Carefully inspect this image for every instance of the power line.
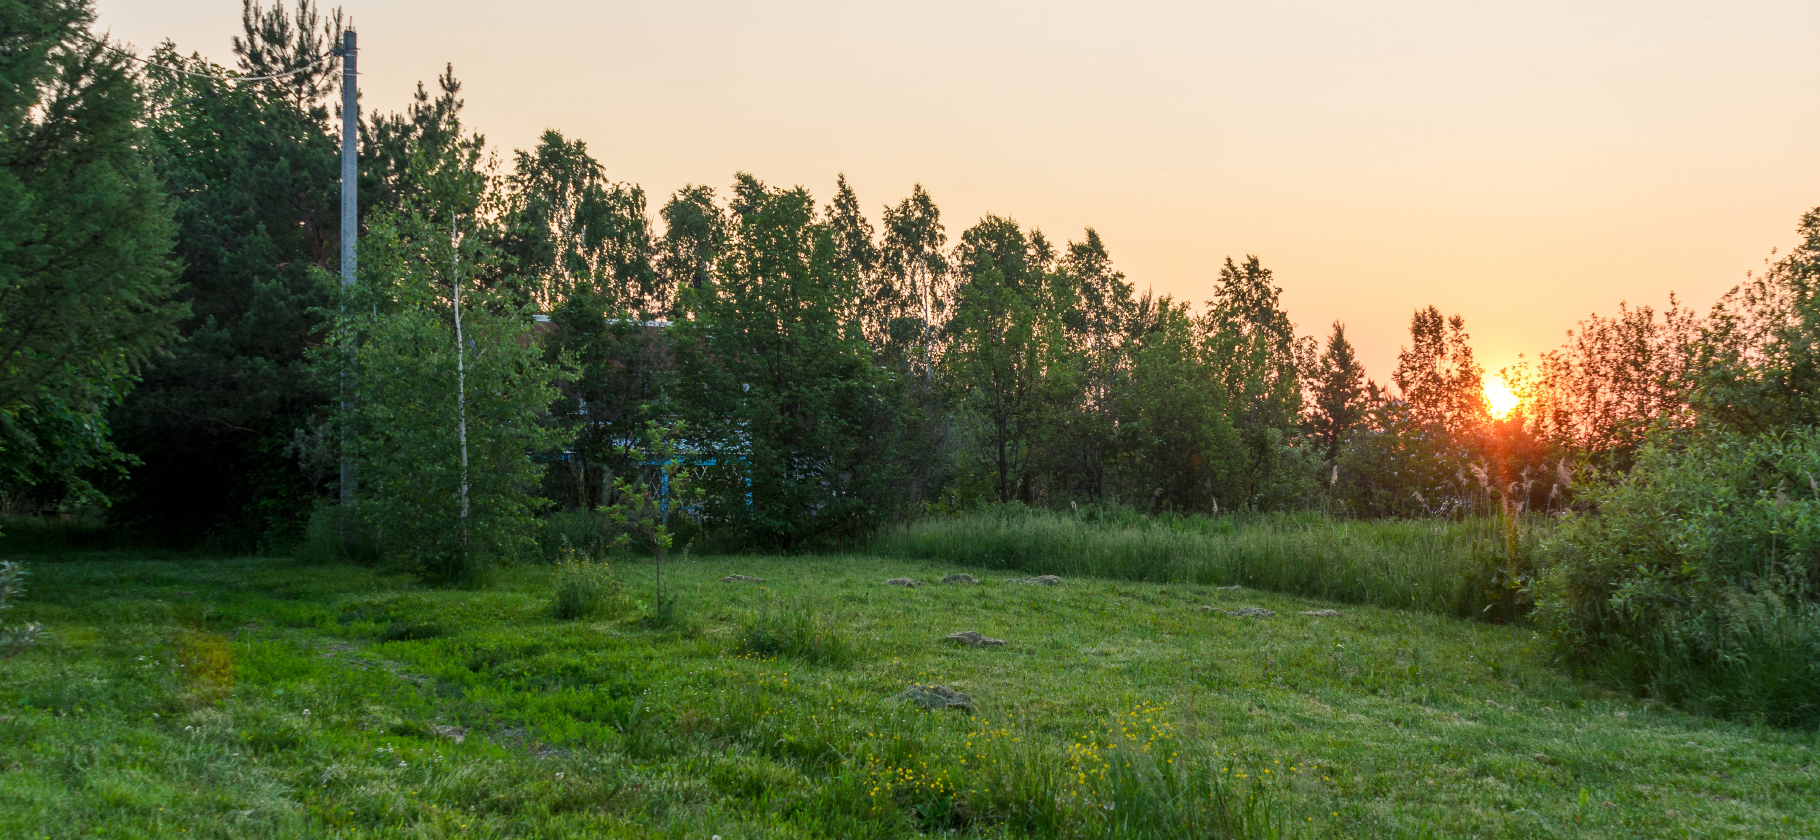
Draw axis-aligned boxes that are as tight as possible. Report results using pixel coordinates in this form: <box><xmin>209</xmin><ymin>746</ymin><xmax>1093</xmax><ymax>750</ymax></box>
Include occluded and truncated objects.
<box><xmin>85</xmin><ymin>36</ymin><xmax>340</xmax><ymax>83</ymax></box>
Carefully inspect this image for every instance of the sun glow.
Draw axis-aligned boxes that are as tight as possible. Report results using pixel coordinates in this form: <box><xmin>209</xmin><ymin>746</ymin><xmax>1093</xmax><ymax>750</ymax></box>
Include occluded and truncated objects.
<box><xmin>1484</xmin><ymin>375</ymin><xmax>1520</xmax><ymax>419</ymax></box>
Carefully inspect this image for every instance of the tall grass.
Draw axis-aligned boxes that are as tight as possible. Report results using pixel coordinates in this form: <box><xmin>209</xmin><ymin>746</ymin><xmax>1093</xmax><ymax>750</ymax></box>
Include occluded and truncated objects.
<box><xmin>0</xmin><ymin>515</ymin><xmax>118</xmax><ymax>554</ymax></box>
<box><xmin>876</xmin><ymin>505</ymin><xmax>1540</xmax><ymax>619</ymax></box>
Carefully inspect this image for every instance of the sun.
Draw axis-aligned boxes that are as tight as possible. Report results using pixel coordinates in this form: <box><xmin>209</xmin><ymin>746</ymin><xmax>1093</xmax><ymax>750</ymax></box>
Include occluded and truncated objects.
<box><xmin>1484</xmin><ymin>375</ymin><xmax>1520</xmax><ymax>419</ymax></box>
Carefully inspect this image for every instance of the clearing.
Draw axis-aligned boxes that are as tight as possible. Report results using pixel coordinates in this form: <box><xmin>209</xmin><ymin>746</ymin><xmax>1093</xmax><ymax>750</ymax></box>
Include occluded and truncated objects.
<box><xmin>1</xmin><ymin>552</ymin><xmax>1815</xmax><ymax>838</ymax></box>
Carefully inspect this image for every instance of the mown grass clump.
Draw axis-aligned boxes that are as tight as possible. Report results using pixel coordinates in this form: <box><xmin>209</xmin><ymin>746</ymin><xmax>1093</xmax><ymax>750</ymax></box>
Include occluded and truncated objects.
<box><xmin>877</xmin><ymin>505</ymin><xmax>1533</xmax><ymax>619</ymax></box>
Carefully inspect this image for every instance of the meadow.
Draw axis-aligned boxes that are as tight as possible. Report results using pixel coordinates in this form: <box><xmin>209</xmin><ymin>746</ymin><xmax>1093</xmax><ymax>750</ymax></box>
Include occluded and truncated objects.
<box><xmin>1</xmin><ymin>543</ymin><xmax>1815</xmax><ymax>838</ymax></box>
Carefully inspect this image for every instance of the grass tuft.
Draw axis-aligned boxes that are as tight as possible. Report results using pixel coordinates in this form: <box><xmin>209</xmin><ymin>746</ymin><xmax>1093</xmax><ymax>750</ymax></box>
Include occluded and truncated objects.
<box><xmin>738</xmin><ymin>598</ymin><xmax>856</xmax><ymax>666</ymax></box>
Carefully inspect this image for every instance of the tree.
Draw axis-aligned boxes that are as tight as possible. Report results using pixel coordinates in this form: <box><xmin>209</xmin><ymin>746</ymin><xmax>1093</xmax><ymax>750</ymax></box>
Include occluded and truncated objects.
<box><xmin>1049</xmin><ymin>228</ymin><xmax>1136</xmax><ymax>502</ymax></box>
<box><xmin>1308</xmin><ymin>321</ymin><xmax>1368</xmax><ymax>461</ymax></box>
<box><xmin>1115</xmin><ymin>298</ymin><xmax>1236</xmax><ymax>512</ymax></box>
<box><xmin>944</xmin><ymin>216</ymin><xmax>1080</xmax><ymax>504</ymax></box>
<box><xmin>672</xmin><ymin>174</ymin><xmax>904</xmax><ymax>546</ymax></box>
<box><xmin>1393</xmin><ymin>306</ymin><xmax>1487</xmax><ymax>440</ymax></box>
<box><xmin>1200</xmin><ymin>257</ymin><xmax>1318</xmax><ymax>509</ymax></box>
<box><xmin>655</xmin><ymin>184</ymin><xmax>726</xmax><ymax>301</ymax></box>
<box><xmin>499</xmin><ymin>130</ymin><xmax>666</xmax><ymax>509</ymax></box>
<box><xmin>1336</xmin><ymin>307</ymin><xmax>1490</xmax><ymax>517</ymax></box>
<box><xmin>1504</xmin><ymin>299</ymin><xmax>1700</xmax><ymax>472</ymax></box>
<box><xmin>504</xmin><ymin>129</ymin><xmax>659</xmax><ymax>314</ymax></box>
<box><xmin>360</xmin><ymin>63</ymin><xmax>484</xmax><ymax>222</ymax></box>
<box><xmin>874</xmin><ymin>184</ymin><xmax>950</xmax><ymax>374</ymax></box>
<box><xmin>0</xmin><ymin>0</ymin><xmax>183</xmax><ymax>507</ymax></box>
<box><xmin>329</xmin><ymin>154</ymin><xmax>570</xmax><ymax>581</ymax></box>
<box><xmin>1693</xmin><ymin>207</ymin><xmax>1820</xmax><ymax>434</ymax></box>
<box><xmin>825</xmin><ymin>174</ymin><xmax>879</xmax><ymax>313</ymax></box>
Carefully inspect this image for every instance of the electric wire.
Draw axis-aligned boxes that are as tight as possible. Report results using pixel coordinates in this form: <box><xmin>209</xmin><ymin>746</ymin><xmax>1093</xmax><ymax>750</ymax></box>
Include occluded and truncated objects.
<box><xmin>83</xmin><ymin>35</ymin><xmax>342</xmax><ymax>83</ymax></box>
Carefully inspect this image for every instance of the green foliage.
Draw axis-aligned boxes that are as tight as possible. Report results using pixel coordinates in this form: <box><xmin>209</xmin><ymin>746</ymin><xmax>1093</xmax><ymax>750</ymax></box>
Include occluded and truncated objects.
<box><xmin>738</xmin><ymin>598</ymin><xmax>855</xmax><ymax>666</ymax></box>
<box><xmin>1115</xmin><ymin>299</ymin><xmax>1237</xmax><ymax>512</ymax></box>
<box><xmin>1334</xmin><ymin>307</ymin><xmax>1501</xmax><ymax>518</ymax></box>
<box><xmin>1199</xmin><ymin>257</ymin><xmax>1322</xmax><ymax>509</ymax></box>
<box><xmin>0</xmin><ymin>514</ymin><xmax>115</xmax><ymax>553</ymax></box>
<box><xmin>328</xmin><ymin>153</ymin><xmax>571</xmax><ymax>582</ymax></box>
<box><xmin>103</xmin><ymin>3</ymin><xmax>344</xmax><ymax>550</ymax></box>
<box><xmin>0</xmin><ymin>0</ymin><xmax>183</xmax><ymax>506</ymax></box>
<box><xmin>1535</xmin><ymin>429</ymin><xmax>1820</xmax><ymax>727</ymax></box>
<box><xmin>945</xmin><ymin>216</ymin><xmax>1081</xmax><ymax>504</ymax></box>
<box><xmin>550</xmin><ymin>547</ymin><xmax>623</xmax><ymax>620</ymax></box>
<box><xmin>1309</xmin><ymin>321</ymin><xmax>1370</xmax><ymax>461</ymax></box>
<box><xmin>595</xmin><ymin>418</ymin><xmax>702</xmax><ymax>624</ymax></box>
<box><xmin>1694</xmin><ymin>206</ymin><xmax>1820</xmax><ymax>433</ymax></box>
<box><xmin>673</xmin><ymin>175</ymin><xmax>908</xmax><ymax>546</ymax></box>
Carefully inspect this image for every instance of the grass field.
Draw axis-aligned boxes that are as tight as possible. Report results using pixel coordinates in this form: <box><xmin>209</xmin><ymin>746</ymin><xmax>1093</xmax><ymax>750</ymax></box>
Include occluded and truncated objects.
<box><xmin>1</xmin><ymin>550</ymin><xmax>1816</xmax><ymax>838</ymax></box>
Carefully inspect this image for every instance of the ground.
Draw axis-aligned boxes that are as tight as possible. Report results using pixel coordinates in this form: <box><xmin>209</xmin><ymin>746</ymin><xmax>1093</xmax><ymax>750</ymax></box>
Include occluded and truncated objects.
<box><xmin>1</xmin><ymin>552</ymin><xmax>1815</xmax><ymax>838</ymax></box>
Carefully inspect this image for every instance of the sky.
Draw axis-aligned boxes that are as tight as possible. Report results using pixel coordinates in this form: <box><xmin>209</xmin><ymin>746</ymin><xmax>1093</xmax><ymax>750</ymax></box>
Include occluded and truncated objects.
<box><xmin>95</xmin><ymin>1</ymin><xmax>1820</xmax><ymax>383</ymax></box>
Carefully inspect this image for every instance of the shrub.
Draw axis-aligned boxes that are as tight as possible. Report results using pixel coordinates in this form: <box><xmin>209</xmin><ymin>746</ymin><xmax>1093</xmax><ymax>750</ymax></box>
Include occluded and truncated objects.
<box><xmin>738</xmin><ymin>600</ymin><xmax>855</xmax><ymax>666</ymax></box>
<box><xmin>1535</xmin><ymin>429</ymin><xmax>1820</xmax><ymax>727</ymax></box>
<box><xmin>551</xmin><ymin>548</ymin><xmax>624</xmax><ymax>620</ymax></box>
<box><xmin>378</xmin><ymin>621</ymin><xmax>445</xmax><ymax>642</ymax></box>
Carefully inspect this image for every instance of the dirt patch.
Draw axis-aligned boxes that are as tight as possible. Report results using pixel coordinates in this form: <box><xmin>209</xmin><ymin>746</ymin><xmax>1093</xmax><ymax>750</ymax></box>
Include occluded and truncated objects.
<box><xmin>1013</xmin><ymin>575</ymin><xmax>1063</xmax><ymax>586</ymax></box>
<box><xmin>1299</xmin><ymin>609</ymin><xmax>1343</xmax><ymax>617</ymax></box>
<box><xmin>720</xmin><ymin>575</ymin><xmax>765</xmax><ymax>583</ymax></box>
<box><xmin>941</xmin><ymin>574</ymin><xmax>979</xmax><ymax>585</ymax></box>
<box><xmin>886</xmin><ymin>577</ymin><xmax>922</xmax><ymax>587</ymax></box>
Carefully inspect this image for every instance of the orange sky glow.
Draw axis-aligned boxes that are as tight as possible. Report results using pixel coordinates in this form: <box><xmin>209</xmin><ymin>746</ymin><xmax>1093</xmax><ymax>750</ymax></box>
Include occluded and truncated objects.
<box><xmin>98</xmin><ymin>1</ymin><xmax>1820</xmax><ymax>384</ymax></box>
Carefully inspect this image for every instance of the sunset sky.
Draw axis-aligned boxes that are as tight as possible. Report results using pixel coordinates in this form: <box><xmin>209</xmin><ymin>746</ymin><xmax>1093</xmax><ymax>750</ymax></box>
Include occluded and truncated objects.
<box><xmin>96</xmin><ymin>1</ymin><xmax>1820</xmax><ymax>382</ymax></box>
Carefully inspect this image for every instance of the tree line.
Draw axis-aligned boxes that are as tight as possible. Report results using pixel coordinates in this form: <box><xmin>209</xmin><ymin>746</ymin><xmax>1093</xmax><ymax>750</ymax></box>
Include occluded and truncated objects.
<box><xmin>4</xmin><ymin>0</ymin><xmax>1817</xmax><ymax>569</ymax></box>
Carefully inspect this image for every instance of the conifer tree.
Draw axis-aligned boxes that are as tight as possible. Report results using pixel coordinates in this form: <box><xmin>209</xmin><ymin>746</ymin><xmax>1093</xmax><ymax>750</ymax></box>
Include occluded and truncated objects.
<box><xmin>0</xmin><ymin>0</ymin><xmax>183</xmax><ymax>505</ymax></box>
<box><xmin>1309</xmin><ymin>321</ymin><xmax>1369</xmax><ymax>460</ymax></box>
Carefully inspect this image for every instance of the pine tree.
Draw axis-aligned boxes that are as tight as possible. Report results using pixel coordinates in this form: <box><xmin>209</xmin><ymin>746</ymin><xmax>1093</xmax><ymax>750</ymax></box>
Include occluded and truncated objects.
<box><xmin>1309</xmin><ymin>321</ymin><xmax>1368</xmax><ymax>460</ymax></box>
<box><xmin>0</xmin><ymin>0</ymin><xmax>183</xmax><ymax>505</ymax></box>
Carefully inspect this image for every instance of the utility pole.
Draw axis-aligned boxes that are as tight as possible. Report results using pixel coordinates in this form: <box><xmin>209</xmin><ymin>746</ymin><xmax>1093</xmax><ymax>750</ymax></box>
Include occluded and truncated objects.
<box><xmin>338</xmin><ymin>29</ymin><xmax>359</xmax><ymax>540</ymax></box>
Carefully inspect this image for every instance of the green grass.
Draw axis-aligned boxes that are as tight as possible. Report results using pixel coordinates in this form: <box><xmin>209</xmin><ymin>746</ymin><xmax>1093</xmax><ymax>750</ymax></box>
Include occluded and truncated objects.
<box><xmin>1</xmin><ymin>550</ymin><xmax>1816</xmax><ymax>838</ymax></box>
<box><xmin>875</xmin><ymin>508</ymin><xmax>1536</xmax><ymax>619</ymax></box>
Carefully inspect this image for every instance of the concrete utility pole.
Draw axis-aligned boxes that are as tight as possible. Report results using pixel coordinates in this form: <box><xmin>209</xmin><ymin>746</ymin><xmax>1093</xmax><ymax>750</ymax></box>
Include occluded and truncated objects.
<box><xmin>339</xmin><ymin>29</ymin><xmax>359</xmax><ymax>525</ymax></box>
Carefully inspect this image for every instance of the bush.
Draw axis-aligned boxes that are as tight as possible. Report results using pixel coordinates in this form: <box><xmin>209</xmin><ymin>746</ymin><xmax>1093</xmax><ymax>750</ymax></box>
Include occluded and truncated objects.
<box><xmin>551</xmin><ymin>550</ymin><xmax>624</xmax><ymax>620</ymax></box>
<box><xmin>739</xmin><ymin>599</ymin><xmax>855</xmax><ymax>666</ymax></box>
<box><xmin>1535</xmin><ymin>429</ymin><xmax>1820</xmax><ymax>727</ymax></box>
